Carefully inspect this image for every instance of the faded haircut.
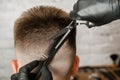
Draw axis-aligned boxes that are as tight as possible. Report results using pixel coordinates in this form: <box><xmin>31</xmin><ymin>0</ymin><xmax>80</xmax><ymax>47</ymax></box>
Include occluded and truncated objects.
<box><xmin>14</xmin><ymin>6</ymin><xmax>76</xmax><ymax>64</ymax></box>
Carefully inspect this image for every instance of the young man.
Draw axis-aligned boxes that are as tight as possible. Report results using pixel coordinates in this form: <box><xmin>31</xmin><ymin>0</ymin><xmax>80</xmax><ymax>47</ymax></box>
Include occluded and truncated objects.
<box><xmin>11</xmin><ymin>6</ymin><xmax>79</xmax><ymax>80</ymax></box>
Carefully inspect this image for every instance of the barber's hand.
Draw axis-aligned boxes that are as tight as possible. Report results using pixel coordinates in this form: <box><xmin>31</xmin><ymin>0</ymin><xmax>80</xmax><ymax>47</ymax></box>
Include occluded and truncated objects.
<box><xmin>70</xmin><ymin>0</ymin><xmax>120</xmax><ymax>26</ymax></box>
<box><xmin>11</xmin><ymin>60</ymin><xmax>42</xmax><ymax>80</ymax></box>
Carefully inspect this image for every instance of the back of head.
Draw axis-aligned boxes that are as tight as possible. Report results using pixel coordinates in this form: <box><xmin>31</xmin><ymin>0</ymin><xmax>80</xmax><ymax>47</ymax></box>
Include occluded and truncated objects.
<box><xmin>14</xmin><ymin>6</ymin><xmax>76</xmax><ymax>80</ymax></box>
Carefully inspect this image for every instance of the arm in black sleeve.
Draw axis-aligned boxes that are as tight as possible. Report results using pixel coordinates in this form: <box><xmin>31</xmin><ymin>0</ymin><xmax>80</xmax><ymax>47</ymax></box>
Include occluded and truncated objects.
<box><xmin>70</xmin><ymin>0</ymin><xmax>120</xmax><ymax>26</ymax></box>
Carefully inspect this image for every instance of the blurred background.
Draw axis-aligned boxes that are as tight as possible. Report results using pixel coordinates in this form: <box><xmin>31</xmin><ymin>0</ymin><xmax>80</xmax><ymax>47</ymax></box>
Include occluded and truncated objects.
<box><xmin>0</xmin><ymin>0</ymin><xmax>120</xmax><ymax>80</ymax></box>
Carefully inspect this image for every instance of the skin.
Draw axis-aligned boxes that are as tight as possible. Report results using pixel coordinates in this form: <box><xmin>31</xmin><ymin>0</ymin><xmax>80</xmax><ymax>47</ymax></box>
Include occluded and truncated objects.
<box><xmin>12</xmin><ymin>41</ymin><xmax>79</xmax><ymax>80</ymax></box>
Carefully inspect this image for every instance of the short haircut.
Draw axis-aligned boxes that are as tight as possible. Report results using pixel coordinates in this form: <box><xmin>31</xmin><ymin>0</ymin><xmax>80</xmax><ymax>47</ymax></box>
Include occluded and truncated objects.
<box><xmin>14</xmin><ymin>6</ymin><xmax>76</xmax><ymax>64</ymax></box>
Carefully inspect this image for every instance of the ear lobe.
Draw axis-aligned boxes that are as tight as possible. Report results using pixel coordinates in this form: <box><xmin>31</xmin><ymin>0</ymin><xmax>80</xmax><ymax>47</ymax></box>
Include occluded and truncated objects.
<box><xmin>11</xmin><ymin>60</ymin><xmax>18</xmax><ymax>73</ymax></box>
<box><xmin>71</xmin><ymin>55</ymin><xmax>80</xmax><ymax>75</ymax></box>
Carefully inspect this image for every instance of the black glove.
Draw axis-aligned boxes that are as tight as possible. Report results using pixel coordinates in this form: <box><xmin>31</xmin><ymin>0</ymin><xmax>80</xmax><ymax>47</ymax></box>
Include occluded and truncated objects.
<box><xmin>70</xmin><ymin>0</ymin><xmax>120</xmax><ymax>26</ymax></box>
<box><xmin>11</xmin><ymin>60</ymin><xmax>43</xmax><ymax>80</ymax></box>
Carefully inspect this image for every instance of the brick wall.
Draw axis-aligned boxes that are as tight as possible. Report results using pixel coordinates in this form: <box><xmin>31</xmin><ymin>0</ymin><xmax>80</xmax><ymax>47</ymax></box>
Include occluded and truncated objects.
<box><xmin>77</xmin><ymin>20</ymin><xmax>120</xmax><ymax>66</ymax></box>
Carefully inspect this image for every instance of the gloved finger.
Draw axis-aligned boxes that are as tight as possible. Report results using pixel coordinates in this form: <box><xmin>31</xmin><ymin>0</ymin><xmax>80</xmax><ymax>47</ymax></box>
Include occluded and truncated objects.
<box><xmin>70</xmin><ymin>1</ymin><xmax>81</xmax><ymax>20</ymax></box>
<box><xmin>70</xmin><ymin>11</ymin><xmax>81</xmax><ymax>20</ymax></box>
<box><xmin>29</xmin><ymin>73</ymin><xmax>37</xmax><ymax>80</ymax></box>
<box><xmin>19</xmin><ymin>60</ymin><xmax>39</xmax><ymax>73</ymax></box>
<box><xmin>73</xmin><ymin>2</ymin><xmax>77</xmax><ymax>11</ymax></box>
<box><xmin>18</xmin><ymin>72</ymin><xmax>28</xmax><ymax>80</ymax></box>
<box><xmin>17</xmin><ymin>73</ymin><xmax>37</xmax><ymax>80</ymax></box>
<box><xmin>11</xmin><ymin>73</ymin><xmax>19</xmax><ymax>80</ymax></box>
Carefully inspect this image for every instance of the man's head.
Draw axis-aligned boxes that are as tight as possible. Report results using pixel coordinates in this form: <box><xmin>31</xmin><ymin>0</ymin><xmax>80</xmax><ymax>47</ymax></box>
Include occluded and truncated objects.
<box><xmin>12</xmin><ymin>6</ymin><xmax>79</xmax><ymax>80</ymax></box>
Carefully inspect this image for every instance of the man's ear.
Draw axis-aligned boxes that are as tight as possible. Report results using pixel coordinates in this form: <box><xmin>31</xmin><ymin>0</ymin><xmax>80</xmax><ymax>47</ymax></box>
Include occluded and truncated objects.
<box><xmin>71</xmin><ymin>55</ymin><xmax>80</xmax><ymax>75</ymax></box>
<box><xmin>11</xmin><ymin>60</ymin><xmax>19</xmax><ymax>73</ymax></box>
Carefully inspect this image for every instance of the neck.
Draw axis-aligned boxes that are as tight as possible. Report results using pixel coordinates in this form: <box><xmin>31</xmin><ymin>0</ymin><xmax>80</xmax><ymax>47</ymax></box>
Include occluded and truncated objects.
<box><xmin>52</xmin><ymin>73</ymin><xmax>72</xmax><ymax>80</ymax></box>
<box><xmin>53</xmin><ymin>76</ymin><xmax>70</xmax><ymax>80</ymax></box>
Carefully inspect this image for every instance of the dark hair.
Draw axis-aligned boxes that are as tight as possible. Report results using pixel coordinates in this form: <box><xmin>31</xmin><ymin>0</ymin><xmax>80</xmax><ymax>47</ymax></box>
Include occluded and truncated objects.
<box><xmin>14</xmin><ymin>6</ymin><xmax>76</xmax><ymax>52</ymax></box>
